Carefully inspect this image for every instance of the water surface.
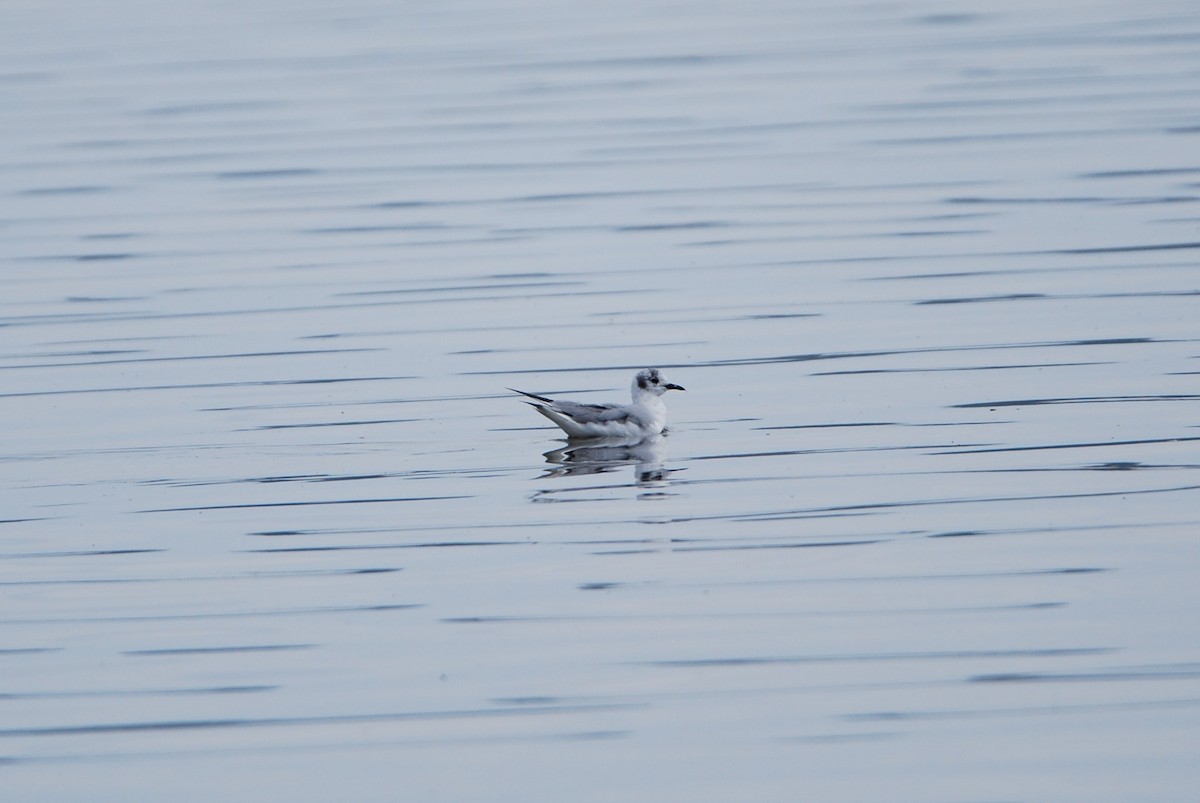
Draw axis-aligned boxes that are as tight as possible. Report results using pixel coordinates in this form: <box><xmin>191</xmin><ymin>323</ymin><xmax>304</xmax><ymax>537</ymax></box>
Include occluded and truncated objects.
<box><xmin>3</xmin><ymin>1</ymin><xmax>1199</xmax><ymax>800</ymax></box>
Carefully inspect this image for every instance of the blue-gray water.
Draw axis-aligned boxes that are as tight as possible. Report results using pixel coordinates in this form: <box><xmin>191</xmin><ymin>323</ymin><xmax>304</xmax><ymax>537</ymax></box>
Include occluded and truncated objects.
<box><xmin>3</xmin><ymin>1</ymin><xmax>1199</xmax><ymax>800</ymax></box>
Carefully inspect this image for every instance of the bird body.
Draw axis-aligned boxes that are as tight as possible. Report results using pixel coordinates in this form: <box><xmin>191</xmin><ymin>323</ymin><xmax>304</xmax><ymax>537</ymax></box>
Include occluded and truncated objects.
<box><xmin>510</xmin><ymin>368</ymin><xmax>684</xmax><ymax>440</ymax></box>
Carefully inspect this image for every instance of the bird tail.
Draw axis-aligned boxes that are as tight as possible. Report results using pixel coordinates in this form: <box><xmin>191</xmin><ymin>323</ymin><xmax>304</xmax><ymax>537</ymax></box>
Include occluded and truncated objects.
<box><xmin>528</xmin><ymin>402</ymin><xmax>593</xmax><ymax>438</ymax></box>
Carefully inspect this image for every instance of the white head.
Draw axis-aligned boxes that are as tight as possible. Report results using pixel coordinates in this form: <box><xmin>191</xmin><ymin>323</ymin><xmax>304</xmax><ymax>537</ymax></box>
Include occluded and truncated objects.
<box><xmin>632</xmin><ymin>368</ymin><xmax>685</xmax><ymax>400</ymax></box>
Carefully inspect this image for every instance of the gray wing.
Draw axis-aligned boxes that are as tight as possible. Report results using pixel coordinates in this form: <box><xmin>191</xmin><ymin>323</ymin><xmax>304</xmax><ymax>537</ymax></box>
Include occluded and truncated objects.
<box><xmin>508</xmin><ymin>388</ymin><xmax>635</xmax><ymax>425</ymax></box>
<box><xmin>549</xmin><ymin>400</ymin><xmax>632</xmax><ymax>423</ymax></box>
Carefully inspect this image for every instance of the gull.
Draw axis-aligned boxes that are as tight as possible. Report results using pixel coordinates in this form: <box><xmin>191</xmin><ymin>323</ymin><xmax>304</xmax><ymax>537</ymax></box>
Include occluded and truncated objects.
<box><xmin>510</xmin><ymin>368</ymin><xmax>685</xmax><ymax>440</ymax></box>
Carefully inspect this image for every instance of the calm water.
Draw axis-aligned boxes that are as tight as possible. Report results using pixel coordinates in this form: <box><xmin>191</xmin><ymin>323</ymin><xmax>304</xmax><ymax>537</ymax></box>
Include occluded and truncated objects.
<box><xmin>3</xmin><ymin>1</ymin><xmax>1200</xmax><ymax>800</ymax></box>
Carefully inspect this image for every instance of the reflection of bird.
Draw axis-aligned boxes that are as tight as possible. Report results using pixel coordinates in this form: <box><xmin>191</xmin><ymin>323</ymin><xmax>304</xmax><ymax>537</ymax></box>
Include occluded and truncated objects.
<box><xmin>538</xmin><ymin>433</ymin><xmax>678</xmax><ymax>488</ymax></box>
<box><xmin>509</xmin><ymin>368</ymin><xmax>685</xmax><ymax>439</ymax></box>
<box><xmin>542</xmin><ymin>433</ymin><xmax>670</xmax><ymax>478</ymax></box>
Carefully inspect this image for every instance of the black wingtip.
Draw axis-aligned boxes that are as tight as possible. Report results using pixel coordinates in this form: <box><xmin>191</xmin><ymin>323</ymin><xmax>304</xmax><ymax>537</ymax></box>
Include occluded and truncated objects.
<box><xmin>507</xmin><ymin>387</ymin><xmax>555</xmax><ymax>404</ymax></box>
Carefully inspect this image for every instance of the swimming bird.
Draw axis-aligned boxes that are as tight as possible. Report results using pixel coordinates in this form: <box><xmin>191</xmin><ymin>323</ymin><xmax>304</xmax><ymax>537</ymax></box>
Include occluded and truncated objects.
<box><xmin>510</xmin><ymin>368</ymin><xmax>685</xmax><ymax>439</ymax></box>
